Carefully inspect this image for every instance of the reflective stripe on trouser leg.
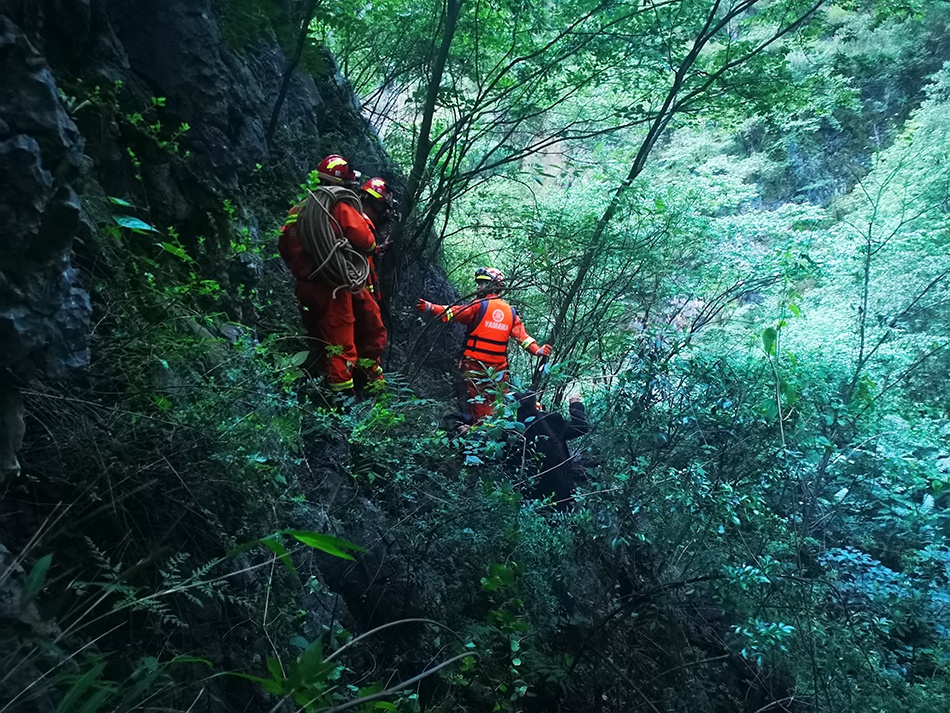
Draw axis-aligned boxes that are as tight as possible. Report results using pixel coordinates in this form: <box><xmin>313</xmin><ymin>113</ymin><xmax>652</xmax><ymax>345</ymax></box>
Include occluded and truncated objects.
<box><xmin>328</xmin><ymin>378</ymin><xmax>354</xmax><ymax>392</ymax></box>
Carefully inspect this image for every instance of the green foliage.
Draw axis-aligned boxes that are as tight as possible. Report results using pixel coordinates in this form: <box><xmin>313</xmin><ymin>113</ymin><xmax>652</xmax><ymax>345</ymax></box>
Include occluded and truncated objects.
<box><xmin>61</xmin><ymin>79</ymin><xmax>192</xmax><ymax>159</ymax></box>
<box><xmin>20</xmin><ymin>554</ymin><xmax>52</xmax><ymax>610</ymax></box>
<box><xmin>125</xmin><ymin>95</ymin><xmax>191</xmax><ymax>154</ymax></box>
<box><xmin>221</xmin><ymin>0</ymin><xmax>331</xmax><ymax>75</ymax></box>
<box><xmin>51</xmin><ymin>656</ymin><xmax>184</xmax><ymax>713</ymax></box>
<box><xmin>13</xmin><ymin>2</ymin><xmax>950</xmax><ymax>712</ymax></box>
<box><xmin>234</xmin><ymin>638</ymin><xmax>343</xmax><ymax>711</ymax></box>
<box><xmin>327</xmin><ymin>0</ymin><xmax>843</xmax><ymax>257</ymax></box>
<box><xmin>435</xmin><ymin>30</ymin><xmax>950</xmax><ymax>698</ymax></box>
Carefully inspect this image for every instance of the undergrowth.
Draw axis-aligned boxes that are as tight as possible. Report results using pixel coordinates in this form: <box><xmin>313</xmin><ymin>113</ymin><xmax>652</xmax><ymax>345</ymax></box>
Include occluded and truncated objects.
<box><xmin>4</xmin><ymin>112</ymin><xmax>950</xmax><ymax>713</ymax></box>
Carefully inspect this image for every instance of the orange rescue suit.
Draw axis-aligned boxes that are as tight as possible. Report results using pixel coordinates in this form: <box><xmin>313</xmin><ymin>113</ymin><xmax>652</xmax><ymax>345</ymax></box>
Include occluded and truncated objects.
<box><xmin>363</xmin><ymin>214</ymin><xmax>384</xmax><ymax>304</ymax></box>
<box><xmin>426</xmin><ymin>295</ymin><xmax>541</xmax><ymax>368</ymax></box>
<box><xmin>421</xmin><ymin>294</ymin><xmax>543</xmax><ymax>420</ymax></box>
<box><xmin>278</xmin><ymin>200</ymin><xmax>386</xmax><ymax>392</ymax></box>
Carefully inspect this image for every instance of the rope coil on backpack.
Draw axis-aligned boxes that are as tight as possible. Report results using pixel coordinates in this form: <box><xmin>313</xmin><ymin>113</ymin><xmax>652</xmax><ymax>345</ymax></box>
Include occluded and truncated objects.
<box><xmin>297</xmin><ymin>186</ymin><xmax>371</xmax><ymax>297</ymax></box>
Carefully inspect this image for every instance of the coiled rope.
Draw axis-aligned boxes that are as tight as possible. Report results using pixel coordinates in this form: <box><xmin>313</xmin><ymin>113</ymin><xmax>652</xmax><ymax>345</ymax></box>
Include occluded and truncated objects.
<box><xmin>298</xmin><ymin>186</ymin><xmax>371</xmax><ymax>297</ymax></box>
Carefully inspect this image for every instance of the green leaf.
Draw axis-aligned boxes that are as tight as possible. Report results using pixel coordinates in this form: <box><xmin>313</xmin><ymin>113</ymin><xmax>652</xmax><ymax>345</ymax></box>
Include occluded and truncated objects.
<box><xmin>283</xmin><ymin>530</ymin><xmax>364</xmax><ymax>560</ymax></box>
<box><xmin>152</xmin><ymin>394</ymin><xmax>172</xmax><ymax>411</ymax></box>
<box><xmin>290</xmin><ymin>351</ymin><xmax>310</xmax><ymax>367</ymax></box>
<box><xmin>118</xmin><ymin>656</ymin><xmax>163</xmax><ymax>707</ymax></box>
<box><xmin>261</xmin><ymin>537</ymin><xmax>296</xmax><ymax>575</ymax></box>
<box><xmin>108</xmin><ymin>196</ymin><xmax>133</xmax><ymax>207</ymax></box>
<box><xmin>159</xmin><ymin>242</ymin><xmax>194</xmax><ymax>262</ymax></box>
<box><xmin>21</xmin><ymin>554</ymin><xmax>52</xmax><ymax>609</ymax></box>
<box><xmin>76</xmin><ymin>688</ymin><xmax>112</xmax><ymax>713</ymax></box>
<box><xmin>113</xmin><ymin>215</ymin><xmax>159</xmax><ymax>234</ymax></box>
<box><xmin>168</xmin><ymin>655</ymin><xmax>213</xmax><ymax>666</ymax></box>
<box><xmin>223</xmin><ymin>672</ymin><xmax>270</xmax><ymax>684</ymax></box>
<box><xmin>261</xmin><ymin>679</ymin><xmax>284</xmax><ymax>695</ymax></box>
<box><xmin>266</xmin><ymin>656</ymin><xmax>284</xmax><ymax>682</ymax></box>
<box><xmin>762</xmin><ymin>327</ymin><xmax>777</xmax><ymax>356</ymax></box>
<box><xmin>292</xmin><ymin>638</ymin><xmax>335</xmax><ymax>688</ymax></box>
<box><xmin>56</xmin><ymin>661</ymin><xmax>108</xmax><ymax>712</ymax></box>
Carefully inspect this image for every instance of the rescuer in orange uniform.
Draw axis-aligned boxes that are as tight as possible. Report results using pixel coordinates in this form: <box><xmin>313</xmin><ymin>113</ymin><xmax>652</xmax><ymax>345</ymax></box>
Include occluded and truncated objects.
<box><xmin>278</xmin><ymin>155</ymin><xmax>386</xmax><ymax>397</ymax></box>
<box><xmin>359</xmin><ymin>177</ymin><xmax>396</xmax><ymax>305</ymax></box>
<box><xmin>416</xmin><ymin>267</ymin><xmax>551</xmax><ymax>422</ymax></box>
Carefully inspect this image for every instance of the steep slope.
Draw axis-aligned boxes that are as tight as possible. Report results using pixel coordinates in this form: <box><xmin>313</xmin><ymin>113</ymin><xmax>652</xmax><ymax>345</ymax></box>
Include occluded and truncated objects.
<box><xmin>0</xmin><ymin>1</ymin><xmax>448</xmax><ymax>710</ymax></box>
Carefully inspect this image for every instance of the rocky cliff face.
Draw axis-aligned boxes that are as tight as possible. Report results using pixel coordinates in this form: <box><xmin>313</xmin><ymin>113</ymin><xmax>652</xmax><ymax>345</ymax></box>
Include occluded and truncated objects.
<box><xmin>0</xmin><ymin>0</ymin><xmax>412</xmax><ymax>701</ymax></box>
<box><xmin>0</xmin><ymin>4</ymin><xmax>465</xmax><ymax>709</ymax></box>
<box><xmin>0</xmin><ymin>0</ymin><xmax>417</xmax><ymax>480</ymax></box>
<box><xmin>0</xmin><ymin>14</ymin><xmax>90</xmax><ymax>480</ymax></box>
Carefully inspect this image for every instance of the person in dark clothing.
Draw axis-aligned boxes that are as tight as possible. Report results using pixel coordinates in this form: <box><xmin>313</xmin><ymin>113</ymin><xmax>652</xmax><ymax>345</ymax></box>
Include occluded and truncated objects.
<box><xmin>508</xmin><ymin>392</ymin><xmax>589</xmax><ymax>511</ymax></box>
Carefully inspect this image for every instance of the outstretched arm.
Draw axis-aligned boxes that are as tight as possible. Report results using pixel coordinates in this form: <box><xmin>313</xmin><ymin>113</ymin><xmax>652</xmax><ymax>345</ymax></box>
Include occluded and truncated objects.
<box><xmin>510</xmin><ymin>316</ymin><xmax>551</xmax><ymax>356</ymax></box>
<box><xmin>416</xmin><ymin>299</ymin><xmax>479</xmax><ymax>325</ymax></box>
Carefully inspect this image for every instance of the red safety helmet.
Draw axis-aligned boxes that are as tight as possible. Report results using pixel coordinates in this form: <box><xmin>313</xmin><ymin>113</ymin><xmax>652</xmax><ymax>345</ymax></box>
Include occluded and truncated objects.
<box><xmin>361</xmin><ymin>177</ymin><xmax>389</xmax><ymax>201</ymax></box>
<box><xmin>316</xmin><ymin>154</ymin><xmax>357</xmax><ymax>183</ymax></box>
<box><xmin>474</xmin><ymin>266</ymin><xmax>505</xmax><ymax>287</ymax></box>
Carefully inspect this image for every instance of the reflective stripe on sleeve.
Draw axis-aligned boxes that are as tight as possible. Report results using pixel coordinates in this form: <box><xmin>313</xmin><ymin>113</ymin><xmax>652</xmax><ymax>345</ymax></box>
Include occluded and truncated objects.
<box><xmin>443</xmin><ymin>308</ymin><xmax>455</xmax><ymax>323</ymax></box>
<box><xmin>520</xmin><ymin>337</ymin><xmax>537</xmax><ymax>350</ymax></box>
<box><xmin>328</xmin><ymin>379</ymin><xmax>354</xmax><ymax>392</ymax></box>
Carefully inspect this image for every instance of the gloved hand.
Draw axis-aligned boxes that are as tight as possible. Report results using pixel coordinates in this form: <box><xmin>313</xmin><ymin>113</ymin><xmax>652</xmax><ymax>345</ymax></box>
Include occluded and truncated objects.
<box><xmin>416</xmin><ymin>299</ymin><xmax>431</xmax><ymax>314</ymax></box>
<box><xmin>537</xmin><ymin>343</ymin><xmax>552</xmax><ymax>357</ymax></box>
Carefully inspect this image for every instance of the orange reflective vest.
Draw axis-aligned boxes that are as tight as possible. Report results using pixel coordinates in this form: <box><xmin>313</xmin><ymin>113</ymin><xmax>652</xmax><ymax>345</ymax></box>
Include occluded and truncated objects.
<box><xmin>463</xmin><ymin>298</ymin><xmax>517</xmax><ymax>366</ymax></box>
<box><xmin>425</xmin><ymin>294</ymin><xmax>539</xmax><ymax>367</ymax></box>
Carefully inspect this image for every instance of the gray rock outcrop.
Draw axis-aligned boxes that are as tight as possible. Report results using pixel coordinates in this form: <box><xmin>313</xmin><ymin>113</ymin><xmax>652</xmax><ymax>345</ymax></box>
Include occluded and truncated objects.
<box><xmin>0</xmin><ymin>14</ymin><xmax>90</xmax><ymax>481</ymax></box>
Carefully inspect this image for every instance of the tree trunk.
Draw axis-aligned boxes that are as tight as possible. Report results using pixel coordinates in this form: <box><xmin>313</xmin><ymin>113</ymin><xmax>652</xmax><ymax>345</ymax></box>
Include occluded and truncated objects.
<box><xmin>542</xmin><ymin>3</ymin><xmax>732</xmax><ymax>356</ymax></box>
<box><xmin>400</xmin><ymin>0</ymin><xmax>464</xmax><ymax>257</ymax></box>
